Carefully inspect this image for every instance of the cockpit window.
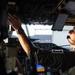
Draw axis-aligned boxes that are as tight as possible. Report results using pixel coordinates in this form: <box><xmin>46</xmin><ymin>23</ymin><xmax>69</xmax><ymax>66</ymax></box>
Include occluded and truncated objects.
<box><xmin>12</xmin><ymin>24</ymin><xmax>52</xmax><ymax>43</ymax></box>
<box><xmin>10</xmin><ymin>24</ymin><xmax>74</xmax><ymax>51</ymax></box>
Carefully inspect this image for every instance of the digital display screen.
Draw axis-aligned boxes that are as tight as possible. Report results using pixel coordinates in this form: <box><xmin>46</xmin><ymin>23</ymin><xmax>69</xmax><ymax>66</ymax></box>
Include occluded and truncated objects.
<box><xmin>36</xmin><ymin>64</ymin><xmax>45</xmax><ymax>72</ymax></box>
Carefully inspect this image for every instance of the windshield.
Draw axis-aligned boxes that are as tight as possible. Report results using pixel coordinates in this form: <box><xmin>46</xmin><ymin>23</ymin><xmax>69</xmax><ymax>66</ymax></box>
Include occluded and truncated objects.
<box><xmin>12</xmin><ymin>24</ymin><xmax>52</xmax><ymax>43</ymax></box>
<box><xmin>10</xmin><ymin>24</ymin><xmax>74</xmax><ymax>51</ymax></box>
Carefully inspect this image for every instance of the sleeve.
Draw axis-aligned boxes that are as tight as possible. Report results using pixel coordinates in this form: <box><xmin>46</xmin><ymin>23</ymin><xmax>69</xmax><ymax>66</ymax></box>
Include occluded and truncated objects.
<box><xmin>30</xmin><ymin>41</ymin><xmax>75</xmax><ymax>72</ymax></box>
<box><xmin>36</xmin><ymin>49</ymin><xmax>75</xmax><ymax>72</ymax></box>
<box><xmin>33</xmin><ymin>48</ymin><xmax>63</xmax><ymax>70</ymax></box>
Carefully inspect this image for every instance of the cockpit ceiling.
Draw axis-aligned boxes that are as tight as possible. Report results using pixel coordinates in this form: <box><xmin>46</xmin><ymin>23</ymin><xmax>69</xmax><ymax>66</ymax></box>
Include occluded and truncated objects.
<box><xmin>1</xmin><ymin>0</ymin><xmax>75</xmax><ymax>25</ymax></box>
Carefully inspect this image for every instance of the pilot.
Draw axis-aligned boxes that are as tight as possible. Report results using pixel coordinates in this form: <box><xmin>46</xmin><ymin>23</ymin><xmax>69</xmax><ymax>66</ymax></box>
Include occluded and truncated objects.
<box><xmin>67</xmin><ymin>29</ymin><xmax>75</xmax><ymax>51</ymax></box>
<box><xmin>8</xmin><ymin>14</ymin><xmax>75</xmax><ymax>75</ymax></box>
<box><xmin>66</xmin><ymin>29</ymin><xmax>75</xmax><ymax>75</ymax></box>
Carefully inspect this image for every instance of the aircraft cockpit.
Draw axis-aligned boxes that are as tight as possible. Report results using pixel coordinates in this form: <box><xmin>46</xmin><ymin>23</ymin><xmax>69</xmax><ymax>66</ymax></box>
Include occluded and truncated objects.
<box><xmin>0</xmin><ymin>0</ymin><xmax>75</xmax><ymax>75</ymax></box>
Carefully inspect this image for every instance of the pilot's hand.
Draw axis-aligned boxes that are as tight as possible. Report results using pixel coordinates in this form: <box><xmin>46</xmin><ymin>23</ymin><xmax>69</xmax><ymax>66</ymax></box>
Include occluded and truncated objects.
<box><xmin>8</xmin><ymin>13</ymin><xmax>22</xmax><ymax>31</ymax></box>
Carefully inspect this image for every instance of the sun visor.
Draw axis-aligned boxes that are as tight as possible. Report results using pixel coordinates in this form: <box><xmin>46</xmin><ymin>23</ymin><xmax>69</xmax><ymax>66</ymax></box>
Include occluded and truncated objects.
<box><xmin>52</xmin><ymin>13</ymin><xmax>68</xmax><ymax>31</ymax></box>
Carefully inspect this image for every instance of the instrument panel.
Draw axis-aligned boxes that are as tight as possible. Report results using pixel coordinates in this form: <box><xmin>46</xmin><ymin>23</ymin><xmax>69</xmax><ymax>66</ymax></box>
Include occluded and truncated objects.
<box><xmin>34</xmin><ymin>42</ymin><xmax>57</xmax><ymax>51</ymax></box>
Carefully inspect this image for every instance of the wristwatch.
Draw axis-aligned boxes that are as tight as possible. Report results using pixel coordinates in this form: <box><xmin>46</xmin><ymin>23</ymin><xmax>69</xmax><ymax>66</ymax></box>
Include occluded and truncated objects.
<box><xmin>17</xmin><ymin>27</ymin><xmax>24</xmax><ymax>34</ymax></box>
